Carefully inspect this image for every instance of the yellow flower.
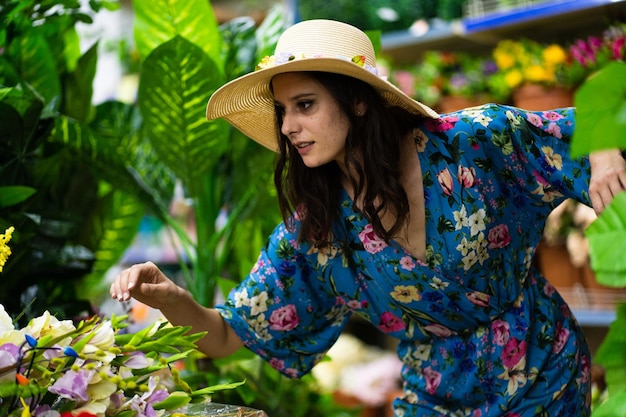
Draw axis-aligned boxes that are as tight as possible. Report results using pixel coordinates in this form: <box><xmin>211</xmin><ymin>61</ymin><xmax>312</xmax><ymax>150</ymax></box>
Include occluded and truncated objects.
<box><xmin>543</xmin><ymin>44</ymin><xmax>566</xmax><ymax>65</ymax></box>
<box><xmin>0</xmin><ymin>226</ymin><xmax>15</xmax><ymax>272</ymax></box>
<box><xmin>524</xmin><ymin>65</ymin><xmax>549</xmax><ymax>83</ymax></box>
<box><xmin>255</xmin><ymin>55</ymin><xmax>276</xmax><ymax>71</ymax></box>
<box><xmin>504</xmin><ymin>70</ymin><xmax>523</xmax><ymax>89</ymax></box>
<box><xmin>390</xmin><ymin>285</ymin><xmax>421</xmax><ymax>303</ymax></box>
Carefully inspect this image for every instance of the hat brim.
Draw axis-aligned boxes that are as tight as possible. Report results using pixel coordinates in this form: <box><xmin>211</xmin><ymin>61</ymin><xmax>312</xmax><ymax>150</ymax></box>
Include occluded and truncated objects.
<box><xmin>206</xmin><ymin>57</ymin><xmax>439</xmax><ymax>152</ymax></box>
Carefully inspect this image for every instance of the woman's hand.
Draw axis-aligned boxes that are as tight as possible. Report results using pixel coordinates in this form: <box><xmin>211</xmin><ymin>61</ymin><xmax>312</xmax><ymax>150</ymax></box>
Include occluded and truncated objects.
<box><xmin>109</xmin><ymin>261</ymin><xmax>182</xmax><ymax>310</ymax></box>
<box><xmin>589</xmin><ymin>148</ymin><xmax>626</xmax><ymax>214</ymax></box>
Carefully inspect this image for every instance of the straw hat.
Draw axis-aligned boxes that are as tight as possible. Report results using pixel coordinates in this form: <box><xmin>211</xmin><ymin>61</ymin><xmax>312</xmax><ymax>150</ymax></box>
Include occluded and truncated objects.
<box><xmin>206</xmin><ymin>19</ymin><xmax>439</xmax><ymax>151</ymax></box>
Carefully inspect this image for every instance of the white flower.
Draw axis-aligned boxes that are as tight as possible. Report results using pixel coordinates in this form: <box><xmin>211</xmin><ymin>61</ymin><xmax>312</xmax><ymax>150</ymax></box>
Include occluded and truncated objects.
<box><xmin>453</xmin><ymin>205</ymin><xmax>469</xmax><ymax>231</ymax></box>
<box><xmin>468</xmin><ymin>208</ymin><xmax>487</xmax><ymax>237</ymax></box>
<box><xmin>233</xmin><ymin>288</ymin><xmax>250</xmax><ymax>308</ymax></box>
<box><xmin>249</xmin><ymin>292</ymin><xmax>269</xmax><ymax>315</ymax></box>
<box><xmin>473</xmin><ymin>114</ymin><xmax>493</xmax><ymax>127</ymax></box>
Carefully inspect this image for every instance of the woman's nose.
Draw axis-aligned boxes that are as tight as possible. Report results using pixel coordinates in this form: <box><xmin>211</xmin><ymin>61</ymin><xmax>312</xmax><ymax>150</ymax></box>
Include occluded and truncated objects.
<box><xmin>280</xmin><ymin>112</ymin><xmax>298</xmax><ymax>138</ymax></box>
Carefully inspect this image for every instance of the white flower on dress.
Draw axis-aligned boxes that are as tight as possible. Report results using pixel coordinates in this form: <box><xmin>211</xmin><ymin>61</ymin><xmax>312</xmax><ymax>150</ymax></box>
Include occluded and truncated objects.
<box><xmin>468</xmin><ymin>208</ymin><xmax>487</xmax><ymax>236</ymax></box>
<box><xmin>249</xmin><ymin>292</ymin><xmax>269</xmax><ymax>315</ymax></box>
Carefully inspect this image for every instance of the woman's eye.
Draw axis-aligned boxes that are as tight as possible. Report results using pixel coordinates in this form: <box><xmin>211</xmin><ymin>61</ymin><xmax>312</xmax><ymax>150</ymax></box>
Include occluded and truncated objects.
<box><xmin>298</xmin><ymin>101</ymin><xmax>312</xmax><ymax>110</ymax></box>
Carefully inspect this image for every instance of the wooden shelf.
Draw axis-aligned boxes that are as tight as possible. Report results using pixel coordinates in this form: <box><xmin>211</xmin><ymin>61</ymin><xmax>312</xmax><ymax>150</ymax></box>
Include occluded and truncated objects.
<box><xmin>381</xmin><ymin>0</ymin><xmax>626</xmax><ymax>64</ymax></box>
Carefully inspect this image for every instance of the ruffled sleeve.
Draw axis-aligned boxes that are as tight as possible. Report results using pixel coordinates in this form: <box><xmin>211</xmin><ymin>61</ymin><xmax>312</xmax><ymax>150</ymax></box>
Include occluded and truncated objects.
<box><xmin>215</xmin><ymin>221</ymin><xmax>352</xmax><ymax>378</ymax></box>
<box><xmin>483</xmin><ymin>105</ymin><xmax>591</xmax><ymax>210</ymax></box>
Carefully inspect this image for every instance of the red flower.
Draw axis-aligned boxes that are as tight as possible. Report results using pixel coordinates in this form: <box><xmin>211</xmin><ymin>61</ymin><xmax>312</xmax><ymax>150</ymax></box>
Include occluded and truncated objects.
<box><xmin>61</xmin><ymin>412</ymin><xmax>98</xmax><ymax>417</ymax></box>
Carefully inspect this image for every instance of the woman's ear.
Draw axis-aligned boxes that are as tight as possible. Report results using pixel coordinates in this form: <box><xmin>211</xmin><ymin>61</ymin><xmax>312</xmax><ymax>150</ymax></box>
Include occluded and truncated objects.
<box><xmin>354</xmin><ymin>101</ymin><xmax>367</xmax><ymax>117</ymax></box>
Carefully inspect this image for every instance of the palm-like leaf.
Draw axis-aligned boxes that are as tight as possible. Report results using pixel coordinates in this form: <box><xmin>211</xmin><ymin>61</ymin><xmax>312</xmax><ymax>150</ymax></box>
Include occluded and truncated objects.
<box><xmin>138</xmin><ymin>36</ymin><xmax>229</xmax><ymax>195</ymax></box>
<box><xmin>133</xmin><ymin>0</ymin><xmax>222</xmax><ymax>67</ymax></box>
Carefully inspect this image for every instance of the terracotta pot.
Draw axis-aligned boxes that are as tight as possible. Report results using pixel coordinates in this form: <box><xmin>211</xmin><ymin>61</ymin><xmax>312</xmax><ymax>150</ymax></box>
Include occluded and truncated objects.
<box><xmin>437</xmin><ymin>95</ymin><xmax>487</xmax><ymax>113</ymax></box>
<box><xmin>512</xmin><ymin>84</ymin><xmax>574</xmax><ymax>111</ymax></box>
<box><xmin>535</xmin><ymin>241</ymin><xmax>583</xmax><ymax>288</ymax></box>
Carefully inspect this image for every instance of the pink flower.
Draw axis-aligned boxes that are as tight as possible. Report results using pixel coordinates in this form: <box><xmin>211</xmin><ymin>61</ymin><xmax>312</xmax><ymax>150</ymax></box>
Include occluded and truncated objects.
<box><xmin>488</xmin><ymin>224</ymin><xmax>511</xmax><ymax>249</ymax></box>
<box><xmin>552</xmin><ymin>322</ymin><xmax>570</xmax><ymax>354</ymax></box>
<box><xmin>424</xmin><ymin>323</ymin><xmax>455</xmax><ymax>337</ymax></box>
<box><xmin>358</xmin><ymin>223</ymin><xmax>388</xmax><ymax>254</ymax></box>
<box><xmin>377</xmin><ymin>311</ymin><xmax>406</xmax><ymax>333</ymax></box>
<box><xmin>526</xmin><ymin>113</ymin><xmax>543</xmax><ymax>128</ymax></box>
<box><xmin>400</xmin><ymin>256</ymin><xmax>415</xmax><ymax>271</ymax></box>
<box><xmin>467</xmin><ymin>291</ymin><xmax>490</xmax><ymax>307</ymax></box>
<box><xmin>422</xmin><ymin>366</ymin><xmax>442</xmax><ymax>395</ymax></box>
<box><xmin>491</xmin><ymin>320</ymin><xmax>510</xmax><ymax>346</ymax></box>
<box><xmin>269</xmin><ymin>357</ymin><xmax>285</xmax><ymax>370</ymax></box>
<box><xmin>545</xmin><ymin>122</ymin><xmax>562</xmax><ymax>139</ymax></box>
<box><xmin>501</xmin><ymin>337</ymin><xmax>527</xmax><ymax>368</ymax></box>
<box><xmin>457</xmin><ymin>165</ymin><xmax>476</xmax><ymax>188</ymax></box>
<box><xmin>542</xmin><ymin>111</ymin><xmax>564</xmax><ymax>121</ymax></box>
<box><xmin>437</xmin><ymin>167</ymin><xmax>454</xmax><ymax>196</ymax></box>
<box><xmin>424</xmin><ymin>116</ymin><xmax>459</xmax><ymax>132</ymax></box>
<box><xmin>269</xmin><ymin>305</ymin><xmax>300</xmax><ymax>331</ymax></box>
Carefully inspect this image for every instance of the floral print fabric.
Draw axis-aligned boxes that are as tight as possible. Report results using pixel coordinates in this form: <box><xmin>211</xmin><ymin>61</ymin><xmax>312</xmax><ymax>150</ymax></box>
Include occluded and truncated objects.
<box><xmin>216</xmin><ymin>104</ymin><xmax>591</xmax><ymax>416</ymax></box>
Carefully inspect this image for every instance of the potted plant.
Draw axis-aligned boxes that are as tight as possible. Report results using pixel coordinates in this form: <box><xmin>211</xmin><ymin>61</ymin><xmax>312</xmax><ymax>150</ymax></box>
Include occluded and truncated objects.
<box><xmin>391</xmin><ymin>50</ymin><xmax>499</xmax><ymax>113</ymax></box>
<box><xmin>490</xmin><ymin>38</ymin><xmax>575</xmax><ymax>110</ymax></box>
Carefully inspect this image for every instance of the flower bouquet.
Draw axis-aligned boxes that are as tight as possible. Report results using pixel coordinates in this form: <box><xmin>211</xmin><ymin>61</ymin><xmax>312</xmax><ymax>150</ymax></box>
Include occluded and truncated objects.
<box><xmin>0</xmin><ymin>227</ymin><xmax>249</xmax><ymax>417</ymax></box>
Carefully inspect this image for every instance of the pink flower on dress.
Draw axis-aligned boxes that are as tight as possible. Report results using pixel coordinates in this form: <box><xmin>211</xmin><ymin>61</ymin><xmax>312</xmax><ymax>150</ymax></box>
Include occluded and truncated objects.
<box><xmin>545</xmin><ymin>122</ymin><xmax>563</xmax><ymax>139</ymax></box>
<box><xmin>377</xmin><ymin>311</ymin><xmax>406</xmax><ymax>333</ymax></box>
<box><xmin>491</xmin><ymin>320</ymin><xmax>510</xmax><ymax>346</ymax></box>
<box><xmin>268</xmin><ymin>305</ymin><xmax>300</xmax><ymax>331</ymax></box>
<box><xmin>542</xmin><ymin>111</ymin><xmax>564</xmax><ymax>121</ymax></box>
<box><xmin>358</xmin><ymin>223</ymin><xmax>388</xmax><ymax>254</ymax></box>
<box><xmin>422</xmin><ymin>366</ymin><xmax>442</xmax><ymax>394</ymax></box>
<box><xmin>437</xmin><ymin>167</ymin><xmax>454</xmax><ymax>196</ymax></box>
<box><xmin>488</xmin><ymin>224</ymin><xmax>511</xmax><ymax>249</ymax></box>
<box><xmin>526</xmin><ymin>113</ymin><xmax>543</xmax><ymax>128</ymax></box>
<box><xmin>424</xmin><ymin>116</ymin><xmax>459</xmax><ymax>132</ymax></box>
<box><xmin>502</xmin><ymin>337</ymin><xmax>527</xmax><ymax>369</ymax></box>
<box><xmin>457</xmin><ymin>165</ymin><xmax>477</xmax><ymax>188</ymax></box>
<box><xmin>552</xmin><ymin>322</ymin><xmax>570</xmax><ymax>354</ymax></box>
<box><xmin>269</xmin><ymin>358</ymin><xmax>285</xmax><ymax>370</ymax></box>
<box><xmin>400</xmin><ymin>256</ymin><xmax>415</xmax><ymax>271</ymax></box>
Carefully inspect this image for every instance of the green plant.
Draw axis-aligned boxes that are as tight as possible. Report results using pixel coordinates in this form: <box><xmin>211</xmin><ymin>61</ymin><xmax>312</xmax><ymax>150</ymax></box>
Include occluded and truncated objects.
<box><xmin>0</xmin><ymin>0</ymin><xmax>143</xmax><ymax>322</ymax></box>
<box><xmin>1</xmin><ymin>0</ymin><xmax>283</xmax><ymax>313</ymax></box>
<box><xmin>570</xmin><ymin>61</ymin><xmax>626</xmax><ymax>415</ymax></box>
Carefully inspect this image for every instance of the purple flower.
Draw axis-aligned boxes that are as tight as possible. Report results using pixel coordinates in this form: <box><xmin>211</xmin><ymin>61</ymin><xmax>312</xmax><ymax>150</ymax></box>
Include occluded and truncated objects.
<box><xmin>123</xmin><ymin>351</ymin><xmax>149</xmax><ymax>369</ymax></box>
<box><xmin>129</xmin><ymin>376</ymin><xmax>170</xmax><ymax>417</ymax></box>
<box><xmin>48</xmin><ymin>369</ymin><xmax>95</xmax><ymax>401</ymax></box>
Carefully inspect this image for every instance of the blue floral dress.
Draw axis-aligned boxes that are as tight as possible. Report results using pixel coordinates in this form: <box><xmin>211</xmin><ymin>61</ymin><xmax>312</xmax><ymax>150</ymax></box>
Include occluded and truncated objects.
<box><xmin>216</xmin><ymin>104</ymin><xmax>592</xmax><ymax>416</ymax></box>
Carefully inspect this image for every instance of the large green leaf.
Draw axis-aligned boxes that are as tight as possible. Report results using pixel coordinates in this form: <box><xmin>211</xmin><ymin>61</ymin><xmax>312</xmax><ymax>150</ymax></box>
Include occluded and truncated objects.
<box><xmin>586</xmin><ymin>192</ymin><xmax>626</xmax><ymax>287</ymax></box>
<box><xmin>0</xmin><ymin>186</ymin><xmax>36</xmax><ymax>207</ymax></box>
<box><xmin>571</xmin><ymin>62</ymin><xmax>626</xmax><ymax>157</ymax></box>
<box><xmin>594</xmin><ymin>304</ymin><xmax>626</xmax><ymax>404</ymax></box>
<box><xmin>132</xmin><ymin>0</ymin><xmax>222</xmax><ymax>68</ymax></box>
<box><xmin>52</xmin><ymin>113</ymin><xmax>170</xmax><ymax>220</ymax></box>
<box><xmin>138</xmin><ymin>36</ymin><xmax>229</xmax><ymax>193</ymax></box>
<box><xmin>61</xmin><ymin>42</ymin><xmax>98</xmax><ymax>123</ymax></box>
<box><xmin>8</xmin><ymin>31</ymin><xmax>61</xmax><ymax>105</ymax></box>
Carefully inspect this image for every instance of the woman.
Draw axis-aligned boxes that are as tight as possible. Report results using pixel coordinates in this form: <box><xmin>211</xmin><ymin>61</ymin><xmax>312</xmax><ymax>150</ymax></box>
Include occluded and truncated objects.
<box><xmin>111</xmin><ymin>19</ymin><xmax>626</xmax><ymax>416</ymax></box>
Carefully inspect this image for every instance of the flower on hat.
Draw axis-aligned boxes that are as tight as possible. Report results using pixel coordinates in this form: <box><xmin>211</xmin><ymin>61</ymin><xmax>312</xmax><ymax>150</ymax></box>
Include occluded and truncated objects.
<box><xmin>254</xmin><ymin>52</ymin><xmax>380</xmax><ymax>76</ymax></box>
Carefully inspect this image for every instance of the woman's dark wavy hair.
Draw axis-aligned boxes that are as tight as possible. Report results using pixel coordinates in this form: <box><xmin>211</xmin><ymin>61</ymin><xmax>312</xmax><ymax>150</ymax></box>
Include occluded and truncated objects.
<box><xmin>273</xmin><ymin>71</ymin><xmax>422</xmax><ymax>246</ymax></box>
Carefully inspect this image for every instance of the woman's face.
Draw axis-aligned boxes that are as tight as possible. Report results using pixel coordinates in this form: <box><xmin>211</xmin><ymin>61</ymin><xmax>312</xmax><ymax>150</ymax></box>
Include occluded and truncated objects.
<box><xmin>272</xmin><ymin>72</ymin><xmax>351</xmax><ymax>169</ymax></box>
